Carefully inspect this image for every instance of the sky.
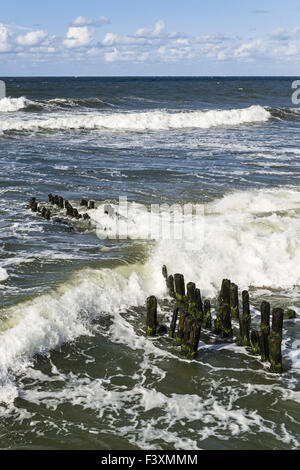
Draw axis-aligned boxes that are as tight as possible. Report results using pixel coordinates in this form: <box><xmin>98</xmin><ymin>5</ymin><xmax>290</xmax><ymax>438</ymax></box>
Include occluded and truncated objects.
<box><xmin>0</xmin><ymin>0</ymin><xmax>300</xmax><ymax>76</ymax></box>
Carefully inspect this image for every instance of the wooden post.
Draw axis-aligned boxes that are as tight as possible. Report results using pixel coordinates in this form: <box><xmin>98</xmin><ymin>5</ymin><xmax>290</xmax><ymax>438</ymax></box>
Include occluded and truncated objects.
<box><xmin>220</xmin><ymin>303</ymin><xmax>233</xmax><ymax>338</ymax></box>
<box><xmin>80</xmin><ymin>199</ymin><xmax>88</xmax><ymax>207</ymax></box>
<box><xmin>162</xmin><ymin>265</ymin><xmax>168</xmax><ymax>280</ymax></box>
<box><xmin>48</xmin><ymin>194</ymin><xmax>54</xmax><ymax>204</ymax></box>
<box><xmin>237</xmin><ymin>290</ymin><xmax>251</xmax><ymax>346</ymax></box>
<box><xmin>166</xmin><ymin>275</ymin><xmax>175</xmax><ymax>297</ymax></box>
<box><xmin>146</xmin><ymin>296</ymin><xmax>157</xmax><ymax>336</ymax></box>
<box><xmin>88</xmin><ymin>200</ymin><xmax>95</xmax><ymax>209</ymax></box>
<box><xmin>272</xmin><ymin>308</ymin><xmax>284</xmax><ymax>338</ymax></box>
<box><xmin>250</xmin><ymin>330</ymin><xmax>260</xmax><ymax>355</ymax></box>
<box><xmin>203</xmin><ymin>299</ymin><xmax>212</xmax><ymax>329</ymax></box>
<box><xmin>268</xmin><ymin>308</ymin><xmax>284</xmax><ymax>374</ymax></box>
<box><xmin>260</xmin><ymin>301</ymin><xmax>270</xmax><ymax>362</ymax></box>
<box><xmin>176</xmin><ymin>311</ymin><xmax>188</xmax><ymax>345</ymax></box>
<box><xmin>195</xmin><ymin>288</ymin><xmax>203</xmax><ymax>321</ymax></box>
<box><xmin>53</xmin><ymin>195</ymin><xmax>59</xmax><ymax>205</ymax></box>
<box><xmin>29</xmin><ymin>197</ymin><xmax>36</xmax><ymax>210</ymax></box>
<box><xmin>185</xmin><ymin>319</ymin><xmax>201</xmax><ymax>358</ymax></box>
<box><xmin>219</xmin><ymin>279</ymin><xmax>231</xmax><ymax>307</ymax></box>
<box><xmin>169</xmin><ymin>306</ymin><xmax>179</xmax><ymax>338</ymax></box>
<box><xmin>58</xmin><ymin>196</ymin><xmax>64</xmax><ymax>209</ymax></box>
<box><xmin>268</xmin><ymin>336</ymin><xmax>283</xmax><ymax>374</ymax></box>
<box><xmin>230</xmin><ymin>283</ymin><xmax>239</xmax><ymax>319</ymax></box>
<box><xmin>187</xmin><ymin>282</ymin><xmax>200</xmax><ymax>319</ymax></box>
<box><xmin>45</xmin><ymin>209</ymin><xmax>51</xmax><ymax>220</ymax></box>
<box><xmin>182</xmin><ymin>316</ymin><xmax>194</xmax><ymax>354</ymax></box>
<box><xmin>32</xmin><ymin>201</ymin><xmax>38</xmax><ymax>212</ymax></box>
<box><xmin>174</xmin><ymin>273</ymin><xmax>186</xmax><ymax>308</ymax></box>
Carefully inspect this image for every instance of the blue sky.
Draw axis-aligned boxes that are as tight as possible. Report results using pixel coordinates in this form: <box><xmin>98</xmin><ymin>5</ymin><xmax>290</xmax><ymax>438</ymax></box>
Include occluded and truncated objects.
<box><xmin>1</xmin><ymin>0</ymin><xmax>300</xmax><ymax>75</ymax></box>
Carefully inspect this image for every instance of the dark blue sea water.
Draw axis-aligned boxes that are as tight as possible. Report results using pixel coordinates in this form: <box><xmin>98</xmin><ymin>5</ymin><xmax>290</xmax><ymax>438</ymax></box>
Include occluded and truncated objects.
<box><xmin>0</xmin><ymin>77</ymin><xmax>299</xmax><ymax>450</ymax></box>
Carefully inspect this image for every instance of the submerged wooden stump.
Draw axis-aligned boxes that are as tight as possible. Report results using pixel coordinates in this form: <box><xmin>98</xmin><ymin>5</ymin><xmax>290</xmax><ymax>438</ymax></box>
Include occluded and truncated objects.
<box><xmin>146</xmin><ymin>296</ymin><xmax>157</xmax><ymax>336</ymax></box>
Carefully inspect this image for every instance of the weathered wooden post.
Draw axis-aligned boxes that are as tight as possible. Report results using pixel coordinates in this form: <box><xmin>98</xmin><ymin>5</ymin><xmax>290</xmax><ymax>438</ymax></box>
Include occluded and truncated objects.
<box><xmin>53</xmin><ymin>195</ymin><xmax>59</xmax><ymax>205</ymax></box>
<box><xmin>48</xmin><ymin>194</ymin><xmax>54</xmax><ymax>204</ymax></box>
<box><xmin>230</xmin><ymin>283</ymin><xmax>239</xmax><ymax>319</ymax></box>
<box><xmin>58</xmin><ymin>196</ymin><xmax>64</xmax><ymax>209</ymax></box>
<box><xmin>146</xmin><ymin>296</ymin><xmax>157</xmax><ymax>336</ymax></box>
<box><xmin>203</xmin><ymin>299</ymin><xmax>212</xmax><ymax>329</ymax></box>
<box><xmin>88</xmin><ymin>200</ymin><xmax>95</xmax><ymax>209</ymax></box>
<box><xmin>166</xmin><ymin>275</ymin><xmax>175</xmax><ymax>298</ymax></box>
<box><xmin>195</xmin><ymin>288</ymin><xmax>203</xmax><ymax>321</ymax></box>
<box><xmin>268</xmin><ymin>308</ymin><xmax>284</xmax><ymax>373</ymax></box>
<box><xmin>29</xmin><ymin>197</ymin><xmax>36</xmax><ymax>210</ymax></box>
<box><xmin>162</xmin><ymin>265</ymin><xmax>168</xmax><ymax>280</ymax></box>
<box><xmin>220</xmin><ymin>303</ymin><xmax>233</xmax><ymax>338</ymax></box>
<box><xmin>259</xmin><ymin>301</ymin><xmax>270</xmax><ymax>362</ymax></box>
<box><xmin>174</xmin><ymin>273</ymin><xmax>186</xmax><ymax>308</ymax></box>
<box><xmin>250</xmin><ymin>330</ymin><xmax>260</xmax><ymax>355</ymax></box>
<box><xmin>32</xmin><ymin>201</ymin><xmax>38</xmax><ymax>212</ymax></box>
<box><xmin>187</xmin><ymin>282</ymin><xmax>200</xmax><ymax>319</ymax></box>
<box><xmin>45</xmin><ymin>209</ymin><xmax>51</xmax><ymax>220</ymax></box>
<box><xmin>237</xmin><ymin>290</ymin><xmax>251</xmax><ymax>346</ymax></box>
<box><xmin>182</xmin><ymin>316</ymin><xmax>194</xmax><ymax>353</ymax></box>
<box><xmin>185</xmin><ymin>319</ymin><xmax>201</xmax><ymax>358</ymax></box>
<box><xmin>219</xmin><ymin>279</ymin><xmax>231</xmax><ymax>307</ymax></box>
<box><xmin>80</xmin><ymin>199</ymin><xmax>88</xmax><ymax>207</ymax></box>
<box><xmin>176</xmin><ymin>311</ymin><xmax>188</xmax><ymax>345</ymax></box>
<box><xmin>169</xmin><ymin>306</ymin><xmax>179</xmax><ymax>338</ymax></box>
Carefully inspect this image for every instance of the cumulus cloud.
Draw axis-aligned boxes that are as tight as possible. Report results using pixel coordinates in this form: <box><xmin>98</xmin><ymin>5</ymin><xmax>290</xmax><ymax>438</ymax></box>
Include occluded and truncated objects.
<box><xmin>63</xmin><ymin>26</ymin><xmax>93</xmax><ymax>48</ymax></box>
<box><xmin>16</xmin><ymin>30</ymin><xmax>48</xmax><ymax>46</ymax></box>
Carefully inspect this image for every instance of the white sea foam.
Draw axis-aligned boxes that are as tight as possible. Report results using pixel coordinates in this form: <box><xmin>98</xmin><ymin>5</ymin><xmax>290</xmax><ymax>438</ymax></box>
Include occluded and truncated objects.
<box><xmin>0</xmin><ymin>105</ymin><xmax>271</xmax><ymax>132</ymax></box>
<box><xmin>0</xmin><ymin>267</ymin><xmax>8</xmax><ymax>282</ymax></box>
<box><xmin>0</xmin><ymin>97</ymin><xmax>30</xmax><ymax>113</ymax></box>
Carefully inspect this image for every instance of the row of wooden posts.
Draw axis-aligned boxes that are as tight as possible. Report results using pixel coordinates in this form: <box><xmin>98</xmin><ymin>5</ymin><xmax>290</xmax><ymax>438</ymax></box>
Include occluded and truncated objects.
<box><xmin>28</xmin><ymin>195</ymin><xmax>95</xmax><ymax>221</ymax></box>
<box><xmin>145</xmin><ymin>266</ymin><xmax>294</xmax><ymax>374</ymax></box>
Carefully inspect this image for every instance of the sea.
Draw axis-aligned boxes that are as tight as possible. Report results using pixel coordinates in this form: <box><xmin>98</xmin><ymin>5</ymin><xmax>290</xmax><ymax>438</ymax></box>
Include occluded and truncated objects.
<box><xmin>0</xmin><ymin>77</ymin><xmax>299</xmax><ymax>450</ymax></box>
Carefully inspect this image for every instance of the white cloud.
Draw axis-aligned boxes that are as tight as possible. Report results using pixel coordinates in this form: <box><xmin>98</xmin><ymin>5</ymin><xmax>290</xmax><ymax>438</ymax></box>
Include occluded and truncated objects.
<box><xmin>63</xmin><ymin>26</ymin><xmax>93</xmax><ymax>48</ymax></box>
<box><xmin>16</xmin><ymin>30</ymin><xmax>48</xmax><ymax>46</ymax></box>
<box><xmin>0</xmin><ymin>23</ymin><xmax>12</xmax><ymax>52</ymax></box>
<box><xmin>71</xmin><ymin>16</ymin><xmax>110</xmax><ymax>27</ymax></box>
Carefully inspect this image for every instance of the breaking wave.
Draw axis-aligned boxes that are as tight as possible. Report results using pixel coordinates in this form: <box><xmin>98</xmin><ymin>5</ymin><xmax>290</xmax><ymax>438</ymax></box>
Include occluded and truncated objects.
<box><xmin>0</xmin><ymin>105</ymin><xmax>271</xmax><ymax>133</ymax></box>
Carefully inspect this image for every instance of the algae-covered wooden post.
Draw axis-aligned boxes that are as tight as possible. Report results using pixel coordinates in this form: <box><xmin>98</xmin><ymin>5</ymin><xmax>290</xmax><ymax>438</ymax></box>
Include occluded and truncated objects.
<box><xmin>182</xmin><ymin>316</ymin><xmax>194</xmax><ymax>353</ymax></box>
<box><xmin>203</xmin><ymin>299</ymin><xmax>212</xmax><ymax>329</ymax></box>
<box><xmin>174</xmin><ymin>273</ymin><xmax>186</xmax><ymax>308</ymax></box>
<box><xmin>176</xmin><ymin>311</ymin><xmax>188</xmax><ymax>345</ymax></box>
<box><xmin>230</xmin><ymin>283</ymin><xmax>239</xmax><ymax>319</ymax></box>
<box><xmin>220</xmin><ymin>303</ymin><xmax>233</xmax><ymax>338</ymax></box>
<box><xmin>187</xmin><ymin>282</ymin><xmax>200</xmax><ymax>319</ymax></box>
<box><xmin>185</xmin><ymin>319</ymin><xmax>201</xmax><ymax>358</ymax></box>
<box><xmin>250</xmin><ymin>330</ymin><xmax>260</xmax><ymax>355</ymax></box>
<box><xmin>146</xmin><ymin>296</ymin><xmax>157</xmax><ymax>336</ymax></box>
<box><xmin>259</xmin><ymin>301</ymin><xmax>270</xmax><ymax>362</ymax></box>
<box><xmin>237</xmin><ymin>290</ymin><xmax>251</xmax><ymax>346</ymax></box>
<box><xmin>166</xmin><ymin>275</ymin><xmax>175</xmax><ymax>298</ymax></box>
<box><xmin>268</xmin><ymin>307</ymin><xmax>284</xmax><ymax>373</ymax></box>
<box><xmin>169</xmin><ymin>306</ymin><xmax>179</xmax><ymax>338</ymax></box>
<box><xmin>219</xmin><ymin>279</ymin><xmax>231</xmax><ymax>307</ymax></box>
<box><xmin>195</xmin><ymin>288</ymin><xmax>203</xmax><ymax>321</ymax></box>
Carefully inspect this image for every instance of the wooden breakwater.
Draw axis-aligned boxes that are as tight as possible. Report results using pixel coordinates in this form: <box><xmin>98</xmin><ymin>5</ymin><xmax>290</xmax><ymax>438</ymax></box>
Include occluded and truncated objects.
<box><xmin>27</xmin><ymin>194</ymin><xmax>95</xmax><ymax>225</ymax></box>
<box><xmin>146</xmin><ymin>265</ymin><xmax>297</xmax><ymax>374</ymax></box>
